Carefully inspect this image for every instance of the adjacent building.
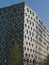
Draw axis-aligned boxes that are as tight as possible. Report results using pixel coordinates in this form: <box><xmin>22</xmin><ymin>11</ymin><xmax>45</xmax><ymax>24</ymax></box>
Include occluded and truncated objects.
<box><xmin>0</xmin><ymin>2</ymin><xmax>49</xmax><ymax>65</ymax></box>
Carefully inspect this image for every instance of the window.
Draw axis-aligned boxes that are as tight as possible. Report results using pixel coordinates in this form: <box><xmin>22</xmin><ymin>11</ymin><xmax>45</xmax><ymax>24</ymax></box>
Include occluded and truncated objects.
<box><xmin>26</xmin><ymin>53</ymin><xmax>27</xmax><ymax>56</ymax></box>
<box><xmin>39</xmin><ymin>19</ymin><xmax>43</xmax><ymax>25</ymax></box>
<box><xmin>44</xmin><ymin>25</ymin><xmax>46</xmax><ymax>30</ymax></box>
<box><xmin>30</xmin><ymin>21</ymin><xmax>31</xmax><ymax>25</ymax></box>
<box><xmin>34</xmin><ymin>19</ymin><xmax>35</xmax><ymax>21</ymax></box>
<box><xmin>33</xmin><ymin>50</ymin><xmax>34</xmax><ymax>52</ymax></box>
<box><xmin>24</xmin><ymin>47</ymin><xmax>26</xmax><ymax>50</ymax></box>
<box><xmin>23</xmin><ymin>59</ymin><xmax>25</xmax><ymax>62</ymax></box>
<box><xmin>30</xmin><ymin>10</ymin><xmax>32</xmax><ymax>14</ymax></box>
<box><xmin>25</xmin><ymin>35</ymin><xmax>26</xmax><ymax>38</ymax></box>
<box><xmin>31</xmin><ymin>37</ymin><xmax>32</xmax><ymax>41</ymax></box>
<box><xmin>28</xmin><ymin>25</ymin><xmax>29</xmax><ymax>29</ymax></box>
<box><xmin>30</xmin><ymin>60</ymin><xmax>32</xmax><ymax>63</ymax></box>
<box><xmin>36</xmin><ymin>16</ymin><xmax>38</xmax><ymax>20</ymax></box>
<box><xmin>25</xmin><ymin>24</ymin><xmax>27</xmax><ymax>27</ymax></box>
<box><xmin>36</xmin><ymin>45</ymin><xmax>37</xmax><ymax>48</ymax></box>
<box><xmin>31</xmin><ymin>27</ymin><xmax>32</xmax><ymax>30</ymax></box>
<box><xmin>27</xmin><ymin>8</ymin><xmax>29</xmax><ymax>12</ymax></box>
<box><xmin>29</xmin><ymin>54</ymin><xmax>30</xmax><ymax>57</ymax></box>
<box><xmin>39</xmin><ymin>37</ymin><xmax>42</xmax><ymax>42</ymax></box>
<box><xmin>27</xmin><ymin>30</ymin><xmax>28</xmax><ymax>34</ymax></box>
<box><xmin>32</xmin><ymin>44</ymin><xmax>33</xmax><ymax>46</ymax></box>
<box><xmin>30</xmin><ymin>49</ymin><xmax>32</xmax><ymax>52</ymax></box>
<box><xmin>43</xmin><ymin>42</ymin><xmax>46</xmax><ymax>45</ymax></box>
<box><xmin>32</xmin><ymin>32</ymin><xmax>34</xmax><ymax>36</ymax></box>
<box><xmin>28</xmin><ymin>36</ymin><xmax>29</xmax><ymax>40</ymax></box>
<box><xmin>26</xmin><ymin>42</ymin><xmax>28</xmax><ymax>45</ymax></box>
<box><xmin>38</xmin><ymin>57</ymin><xmax>42</xmax><ymax>60</ymax></box>
<box><xmin>32</xmin><ymin>12</ymin><xmax>34</xmax><ymax>16</ymax></box>
<box><xmin>39</xmin><ymin>29</ymin><xmax>42</xmax><ymax>34</ymax></box>
<box><xmin>27</xmin><ymin>48</ymin><xmax>29</xmax><ymax>51</ymax></box>
<box><xmin>43</xmin><ymin>34</ymin><xmax>46</xmax><ymax>37</ymax></box>
<box><xmin>25</xmin><ymin>13</ymin><xmax>27</xmax><ymax>16</ymax></box>
<box><xmin>27</xmin><ymin>59</ymin><xmax>29</xmax><ymax>63</ymax></box>
<box><xmin>35</xmin><ymin>56</ymin><xmax>37</xmax><ymax>59</ymax></box>
<box><xmin>36</xmin><ymin>35</ymin><xmax>38</xmax><ymax>39</ymax></box>
<box><xmin>39</xmin><ymin>47</ymin><xmax>42</xmax><ymax>51</ymax></box>
<box><xmin>29</xmin><ymin>43</ymin><xmax>30</xmax><ymax>46</ymax></box>
<box><xmin>28</xmin><ymin>15</ymin><xmax>30</xmax><ymax>18</ymax></box>
<box><xmin>27</xmin><ymin>19</ymin><xmax>28</xmax><ymax>23</ymax></box>
<box><xmin>4</xmin><ymin>59</ymin><xmax>6</xmax><ymax>63</ymax></box>
<box><xmin>32</xmin><ymin>22</ymin><xmax>34</xmax><ymax>26</ymax></box>
<box><xmin>32</xmin><ymin>55</ymin><xmax>33</xmax><ymax>57</ymax></box>
<box><xmin>31</xmin><ymin>17</ymin><xmax>32</xmax><ymax>20</ymax></box>
<box><xmin>36</xmin><ymin>25</ymin><xmax>38</xmax><ymax>29</ymax></box>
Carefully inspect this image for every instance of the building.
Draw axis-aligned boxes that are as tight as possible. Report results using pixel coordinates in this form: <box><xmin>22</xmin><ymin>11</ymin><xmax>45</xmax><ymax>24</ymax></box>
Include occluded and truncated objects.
<box><xmin>0</xmin><ymin>2</ymin><xmax>49</xmax><ymax>65</ymax></box>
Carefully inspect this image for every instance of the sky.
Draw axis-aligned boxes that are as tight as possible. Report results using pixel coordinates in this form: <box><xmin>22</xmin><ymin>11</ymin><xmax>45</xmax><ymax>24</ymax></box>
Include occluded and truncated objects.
<box><xmin>0</xmin><ymin>0</ymin><xmax>49</xmax><ymax>29</ymax></box>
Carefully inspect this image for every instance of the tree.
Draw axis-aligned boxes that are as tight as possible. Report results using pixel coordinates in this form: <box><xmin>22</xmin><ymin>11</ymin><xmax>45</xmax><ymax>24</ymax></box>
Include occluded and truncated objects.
<box><xmin>43</xmin><ymin>54</ymin><xmax>49</xmax><ymax>65</ymax></box>
<box><xmin>8</xmin><ymin>41</ymin><xmax>22</xmax><ymax>65</ymax></box>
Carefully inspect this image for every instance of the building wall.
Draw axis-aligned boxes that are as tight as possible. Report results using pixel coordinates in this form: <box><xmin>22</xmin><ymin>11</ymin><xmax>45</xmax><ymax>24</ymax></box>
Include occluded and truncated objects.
<box><xmin>0</xmin><ymin>2</ymin><xmax>24</xmax><ymax>65</ymax></box>
<box><xmin>0</xmin><ymin>2</ymin><xmax>49</xmax><ymax>65</ymax></box>
<box><xmin>23</xmin><ymin>4</ymin><xmax>49</xmax><ymax>65</ymax></box>
<box><xmin>23</xmin><ymin>4</ymin><xmax>36</xmax><ymax>65</ymax></box>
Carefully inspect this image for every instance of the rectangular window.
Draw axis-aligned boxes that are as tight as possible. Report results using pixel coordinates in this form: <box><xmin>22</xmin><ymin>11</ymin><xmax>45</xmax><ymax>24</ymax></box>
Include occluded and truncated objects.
<box><xmin>39</xmin><ymin>37</ymin><xmax>42</xmax><ymax>42</ymax></box>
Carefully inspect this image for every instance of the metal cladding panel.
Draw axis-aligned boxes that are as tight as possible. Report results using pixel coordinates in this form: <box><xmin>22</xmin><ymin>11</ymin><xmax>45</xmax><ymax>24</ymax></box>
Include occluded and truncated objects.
<box><xmin>0</xmin><ymin>2</ymin><xmax>24</xmax><ymax>65</ymax></box>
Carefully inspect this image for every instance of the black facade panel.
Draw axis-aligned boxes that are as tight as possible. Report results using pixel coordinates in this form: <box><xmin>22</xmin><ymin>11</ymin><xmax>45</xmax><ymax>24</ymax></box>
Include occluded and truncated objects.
<box><xmin>0</xmin><ymin>2</ymin><xmax>24</xmax><ymax>65</ymax></box>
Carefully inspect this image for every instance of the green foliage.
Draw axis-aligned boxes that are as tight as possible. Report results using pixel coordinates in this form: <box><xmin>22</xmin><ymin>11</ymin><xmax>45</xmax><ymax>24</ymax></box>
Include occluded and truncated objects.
<box><xmin>8</xmin><ymin>41</ymin><xmax>22</xmax><ymax>65</ymax></box>
<box><xmin>43</xmin><ymin>54</ymin><xmax>49</xmax><ymax>65</ymax></box>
